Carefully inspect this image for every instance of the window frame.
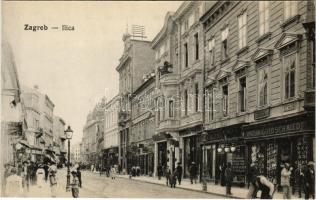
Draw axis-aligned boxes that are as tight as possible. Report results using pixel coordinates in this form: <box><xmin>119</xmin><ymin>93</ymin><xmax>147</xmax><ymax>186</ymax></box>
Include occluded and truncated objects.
<box><xmin>238</xmin><ymin>76</ymin><xmax>247</xmax><ymax>113</ymax></box>
<box><xmin>184</xmin><ymin>43</ymin><xmax>189</xmax><ymax>68</ymax></box>
<box><xmin>258</xmin><ymin>1</ymin><xmax>270</xmax><ymax>36</ymax></box>
<box><xmin>208</xmin><ymin>38</ymin><xmax>215</xmax><ymax>67</ymax></box>
<box><xmin>194</xmin><ymin>33</ymin><xmax>199</xmax><ymax>60</ymax></box>
<box><xmin>282</xmin><ymin>52</ymin><xmax>298</xmax><ymax>101</ymax></box>
<box><xmin>168</xmin><ymin>99</ymin><xmax>174</xmax><ymax>118</ymax></box>
<box><xmin>238</xmin><ymin>11</ymin><xmax>247</xmax><ymax>49</ymax></box>
<box><xmin>221</xmin><ymin>27</ymin><xmax>229</xmax><ymax>60</ymax></box>
<box><xmin>284</xmin><ymin>1</ymin><xmax>298</xmax><ymax>20</ymax></box>
<box><xmin>222</xmin><ymin>84</ymin><xmax>228</xmax><ymax>117</ymax></box>
<box><xmin>195</xmin><ymin>83</ymin><xmax>199</xmax><ymax>112</ymax></box>
<box><xmin>184</xmin><ymin>89</ymin><xmax>188</xmax><ymax>116</ymax></box>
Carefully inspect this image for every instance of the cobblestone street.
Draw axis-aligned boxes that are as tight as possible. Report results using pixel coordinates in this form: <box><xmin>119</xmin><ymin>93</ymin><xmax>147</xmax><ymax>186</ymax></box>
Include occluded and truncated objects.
<box><xmin>25</xmin><ymin>169</ymin><xmax>226</xmax><ymax>198</ymax></box>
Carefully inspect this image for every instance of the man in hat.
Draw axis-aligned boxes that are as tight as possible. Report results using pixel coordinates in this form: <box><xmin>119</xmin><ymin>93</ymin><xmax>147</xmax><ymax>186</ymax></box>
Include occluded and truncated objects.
<box><xmin>281</xmin><ymin>162</ymin><xmax>293</xmax><ymax>199</ymax></box>
<box><xmin>304</xmin><ymin>161</ymin><xmax>315</xmax><ymax>199</ymax></box>
<box><xmin>175</xmin><ymin>163</ymin><xmax>183</xmax><ymax>185</ymax></box>
<box><xmin>189</xmin><ymin>162</ymin><xmax>197</xmax><ymax>184</ymax></box>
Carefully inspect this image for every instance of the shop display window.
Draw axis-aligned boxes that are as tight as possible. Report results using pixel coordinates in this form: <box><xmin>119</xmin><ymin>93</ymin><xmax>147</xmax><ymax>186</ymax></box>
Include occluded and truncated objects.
<box><xmin>266</xmin><ymin>143</ymin><xmax>277</xmax><ymax>182</ymax></box>
<box><xmin>232</xmin><ymin>146</ymin><xmax>246</xmax><ymax>184</ymax></box>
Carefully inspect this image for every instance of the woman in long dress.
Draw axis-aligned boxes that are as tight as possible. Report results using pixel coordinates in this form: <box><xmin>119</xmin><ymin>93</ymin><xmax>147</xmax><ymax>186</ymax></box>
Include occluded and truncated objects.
<box><xmin>36</xmin><ymin>165</ymin><xmax>45</xmax><ymax>188</ymax></box>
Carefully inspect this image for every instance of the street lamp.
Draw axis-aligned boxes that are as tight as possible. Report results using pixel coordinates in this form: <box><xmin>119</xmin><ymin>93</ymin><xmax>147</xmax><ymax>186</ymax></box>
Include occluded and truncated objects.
<box><xmin>65</xmin><ymin>125</ymin><xmax>73</xmax><ymax>192</ymax></box>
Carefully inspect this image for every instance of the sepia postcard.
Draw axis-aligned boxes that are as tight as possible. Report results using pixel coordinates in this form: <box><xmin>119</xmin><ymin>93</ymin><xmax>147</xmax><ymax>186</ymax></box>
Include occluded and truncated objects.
<box><xmin>1</xmin><ymin>0</ymin><xmax>315</xmax><ymax>199</ymax></box>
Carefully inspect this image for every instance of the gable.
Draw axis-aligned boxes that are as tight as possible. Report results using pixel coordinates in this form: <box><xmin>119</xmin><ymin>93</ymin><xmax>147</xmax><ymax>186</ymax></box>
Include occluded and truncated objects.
<box><xmin>274</xmin><ymin>32</ymin><xmax>302</xmax><ymax>50</ymax></box>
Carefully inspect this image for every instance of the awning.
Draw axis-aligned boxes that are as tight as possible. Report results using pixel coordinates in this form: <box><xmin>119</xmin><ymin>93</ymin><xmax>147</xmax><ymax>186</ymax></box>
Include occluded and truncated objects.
<box><xmin>44</xmin><ymin>152</ymin><xmax>57</xmax><ymax>164</ymax></box>
<box><xmin>19</xmin><ymin>139</ymin><xmax>30</xmax><ymax>148</ymax></box>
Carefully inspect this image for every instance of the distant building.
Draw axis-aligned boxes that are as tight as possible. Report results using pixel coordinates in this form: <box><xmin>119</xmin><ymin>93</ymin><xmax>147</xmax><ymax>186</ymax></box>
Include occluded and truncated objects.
<box><xmin>71</xmin><ymin>143</ymin><xmax>81</xmax><ymax>163</ymax></box>
<box><xmin>103</xmin><ymin>95</ymin><xmax>120</xmax><ymax>168</ymax></box>
<box><xmin>53</xmin><ymin>116</ymin><xmax>67</xmax><ymax>164</ymax></box>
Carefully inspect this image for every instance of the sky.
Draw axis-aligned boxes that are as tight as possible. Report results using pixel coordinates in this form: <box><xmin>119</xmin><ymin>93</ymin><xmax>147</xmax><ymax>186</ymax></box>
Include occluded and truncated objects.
<box><xmin>3</xmin><ymin>1</ymin><xmax>183</xmax><ymax>145</ymax></box>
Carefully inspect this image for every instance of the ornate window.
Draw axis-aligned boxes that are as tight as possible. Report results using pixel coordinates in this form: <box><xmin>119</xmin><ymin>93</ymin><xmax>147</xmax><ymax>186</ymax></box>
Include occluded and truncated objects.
<box><xmin>221</xmin><ymin>27</ymin><xmax>229</xmax><ymax>60</ymax></box>
<box><xmin>284</xmin><ymin>53</ymin><xmax>296</xmax><ymax>99</ymax></box>
<box><xmin>238</xmin><ymin>12</ymin><xmax>247</xmax><ymax>49</ymax></box>
<box><xmin>222</xmin><ymin>85</ymin><xmax>228</xmax><ymax>117</ymax></box>
<box><xmin>258</xmin><ymin>67</ymin><xmax>268</xmax><ymax>107</ymax></box>
<box><xmin>208</xmin><ymin>38</ymin><xmax>215</xmax><ymax>67</ymax></box>
<box><xmin>284</xmin><ymin>1</ymin><xmax>298</xmax><ymax>20</ymax></box>
<box><xmin>238</xmin><ymin>77</ymin><xmax>247</xmax><ymax>112</ymax></box>
<box><xmin>259</xmin><ymin>1</ymin><xmax>269</xmax><ymax>36</ymax></box>
<box><xmin>194</xmin><ymin>33</ymin><xmax>199</xmax><ymax>60</ymax></box>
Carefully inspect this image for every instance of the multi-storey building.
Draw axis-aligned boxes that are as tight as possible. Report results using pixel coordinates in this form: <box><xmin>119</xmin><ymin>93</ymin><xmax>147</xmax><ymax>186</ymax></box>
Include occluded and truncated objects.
<box><xmin>151</xmin><ymin>12</ymin><xmax>181</xmax><ymax>175</ymax></box>
<box><xmin>103</xmin><ymin>95</ymin><xmax>120</xmax><ymax>168</ymax></box>
<box><xmin>1</xmin><ymin>39</ymin><xmax>25</xmax><ymax>195</ymax></box>
<box><xmin>21</xmin><ymin>85</ymin><xmax>57</xmax><ymax>162</ymax></box>
<box><xmin>53</xmin><ymin>116</ymin><xmax>67</xmax><ymax>164</ymax></box>
<box><xmin>82</xmin><ymin>98</ymin><xmax>105</xmax><ymax>169</ymax></box>
<box><xmin>21</xmin><ymin>85</ymin><xmax>43</xmax><ymax>161</ymax></box>
<box><xmin>116</xmin><ymin>32</ymin><xmax>155</xmax><ymax>173</ymax></box>
<box><xmin>130</xmin><ymin>74</ymin><xmax>156</xmax><ymax>175</ymax></box>
<box><xmin>71</xmin><ymin>143</ymin><xmax>81</xmax><ymax>163</ymax></box>
<box><xmin>173</xmin><ymin>1</ymin><xmax>207</xmax><ymax>178</ymax></box>
<box><xmin>200</xmin><ymin>0</ymin><xmax>315</xmax><ymax>186</ymax></box>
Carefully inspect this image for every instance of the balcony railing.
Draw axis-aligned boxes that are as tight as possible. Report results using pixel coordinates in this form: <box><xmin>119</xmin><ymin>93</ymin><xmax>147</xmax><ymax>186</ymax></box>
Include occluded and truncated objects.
<box><xmin>157</xmin><ymin>119</ymin><xmax>179</xmax><ymax>132</ymax></box>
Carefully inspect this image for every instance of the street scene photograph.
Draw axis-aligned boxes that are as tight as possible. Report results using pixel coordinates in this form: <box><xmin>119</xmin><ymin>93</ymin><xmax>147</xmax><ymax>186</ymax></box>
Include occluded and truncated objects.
<box><xmin>1</xmin><ymin>0</ymin><xmax>315</xmax><ymax>199</ymax></box>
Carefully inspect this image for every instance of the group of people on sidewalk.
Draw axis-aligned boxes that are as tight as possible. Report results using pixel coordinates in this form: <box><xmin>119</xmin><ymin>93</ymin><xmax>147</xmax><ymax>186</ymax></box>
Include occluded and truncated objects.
<box><xmin>158</xmin><ymin>162</ymin><xmax>199</xmax><ymax>189</ymax></box>
<box><xmin>2</xmin><ymin>160</ymin><xmax>59</xmax><ymax>197</ymax></box>
<box><xmin>246</xmin><ymin>161</ymin><xmax>315</xmax><ymax>199</ymax></box>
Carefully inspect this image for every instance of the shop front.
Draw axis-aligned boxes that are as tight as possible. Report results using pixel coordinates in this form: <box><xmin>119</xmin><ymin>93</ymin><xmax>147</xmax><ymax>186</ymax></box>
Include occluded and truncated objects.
<box><xmin>180</xmin><ymin>126</ymin><xmax>203</xmax><ymax>179</ymax></box>
<box><xmin>136</xmin><ymin>142</ymin><xmax>154</xmax><ymax>176</ymax></box>
<box><xmin>202</xmin><ymin>123</ymin><xmax>247</xmax><ymax>186</ymax></box>
<box><xmin>243</xmin><ymin>112</ymin><xmax>315</xmax><ymax>186</ymax></box>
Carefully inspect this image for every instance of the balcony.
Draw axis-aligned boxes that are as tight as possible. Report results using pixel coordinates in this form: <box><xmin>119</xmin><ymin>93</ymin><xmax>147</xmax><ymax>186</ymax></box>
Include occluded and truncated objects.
<box><xmin>180</xmin><ymin>112</ymin><xmax>202</xmax><ymax>129</ymax></box>
<box><xmin>159</xmin><ymin>73</ymin><xmax>179</xmax><ymax>85</ymax></box>
<box><xmin>304</xmin><ymin>90</ymin><xmax>315</xmax><ymax>111</ymax></box>
<box><xmin>157</xmin><ymin>119</ymin><xmax>179</xmax><ymax>132</ymax></box>
<box><xmin>118</xmin><ymin>111</ymin><xmax>130</xmax><ymax>126</ymax></box>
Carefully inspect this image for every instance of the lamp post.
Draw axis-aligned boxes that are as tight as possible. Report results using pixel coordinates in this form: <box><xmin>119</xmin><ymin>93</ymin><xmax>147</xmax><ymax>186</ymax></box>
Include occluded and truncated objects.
<box><xmin>65</xmin><ymin>125</ymin><xmax>73</xmax><ymax>192</ymax></box>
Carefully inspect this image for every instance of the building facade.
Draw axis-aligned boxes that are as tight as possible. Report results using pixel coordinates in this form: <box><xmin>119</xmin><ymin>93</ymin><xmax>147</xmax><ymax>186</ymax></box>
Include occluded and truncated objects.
<box><xmin>116</xmin><ymin>32</ymin><xmax>155</xmax><ymax>173</ymax></box>
<box><xmin>82</xmin><ymin>98</ymin><xmax>105</xmax><ymax>169</ymax></box>
<box><xmin>103</xmin><ymin>95</ymin><xmax>120</xmax><ymax>168</ymax></box>
<box><xmin>151</xmin><ymin>11</ymin><xmax>181</xmax><ymax>176</ymax></box>
<box><xmin>130</xmin><ymin>75</ymin><xmax>156</xmax><ymax>175</ymax></box>
<box><xmin>200</xmin><ymin>0</ymin><xmax>315</xmax><ymax>186</ymax></box>
<box><xmin>53</xmin><ymin>116</ymin><xmax>67</xmax><ymax>165</ymax></box>
<box><xmin>172</xmin><ymin>1</ymin><xmax>207</xmax><ymax>178</ymax></box>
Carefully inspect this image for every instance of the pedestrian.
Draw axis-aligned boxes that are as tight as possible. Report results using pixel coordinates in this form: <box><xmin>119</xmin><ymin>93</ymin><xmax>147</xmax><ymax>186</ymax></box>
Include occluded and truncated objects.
<box><xmin>169</xmin><ymin>170</ymin><xmax>177</xmax><ymax>188</ymax></box>
<box><xmin>157</xmin><ymin>165</ymin><xmax>163</xmax><ymax>180</ymax></box>
<box><xmin>219</xmin><ymin>163</ymin><xmax>226</xmax><ymax>186</ymax></box>
<box><xmin>225</xmin><ymin>162</ymin><xmax>233</xmax><ymax>196</ymax></box>
<box><xmin>293</xmin><ymin>163</ymin><xmax>304</xmax><ymax>198</ymax></box>
<box><xmin>175</xmin><ymin>163</ymin><xmax>183</xmax><ymax>185</ymax></box>
<box><xmin>70</xmin><ymin>170</ymin><xmax>80</xmax><ymax>198</ymax></box>
<box><xmin>48</xmin><ymin>163</ymin><xmax>57</xmax><ymax>198</ymax></box>
<box><xmin>281</xmin><ymin>162</ymin><xmax>293</xmax><ymax>199</ymax></box>
<box><xmin>255</xmin><ymin>175</ymin><xmax>275</xmax><ymax>199</ymax></box>
<box><xmin>189</xmin><ymin>162</ymin><xmax>197</xmax><ymax>184</ymax></box>
<box><xmin>110</xmin><ymin>165</ymin><xmax>116</xmax><ymax>180</ymax></box>
<box><xmin>165</xmin><ymin>166</ymin><xmax>171</xmax><ymax>186</ymax></box>
<box><xmin>22</xmin><ymin>161</ymin><xmax>30</xmax><ymax>193</ymax></box>
<box><xmin>36</xmin><ymin>164</ymin><xmax>45</xmax><ymax>188</ymax></box>
<box><xmin>5</xmin><ymin>167</ymin><xmax>23</xmax><ymax>197</ymax></box>
<box><xmin>136</xmin><ymin>166</ymin><xmax>140</xmax><ymax>176</ymax></box>
<box><xmin>304</xmin><ymin>161</ymin><xmax>315</xmax><ymax>199</ymax></box>
<box><xmin>247</xmin><ymin>162</ymin><xmax>259</xmax><ymax>198</ymax></box>
<box><xmin>77</xmin><ymin>166</ymin><xmax>82</xmax><ymax>188</ymax></box>
<box><xmin>44</xmin><ymin>163</ymin><xmax>49</xmax><ymax>182</ymax></box>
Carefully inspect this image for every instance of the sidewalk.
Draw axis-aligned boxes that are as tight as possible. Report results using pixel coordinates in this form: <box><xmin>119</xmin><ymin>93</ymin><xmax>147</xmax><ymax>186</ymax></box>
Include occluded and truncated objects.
<box><xmin>116</xmin><ymin>174</ymin><xmax>301</xmax><ymax>199</ymax></box>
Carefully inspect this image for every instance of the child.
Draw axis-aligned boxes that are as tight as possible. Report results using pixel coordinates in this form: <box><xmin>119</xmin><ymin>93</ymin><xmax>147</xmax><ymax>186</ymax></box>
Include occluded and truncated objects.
<box><xmin>70</xmin><ymin>170</ymin><xmax>79</xmax><ymax>198</ymax></box>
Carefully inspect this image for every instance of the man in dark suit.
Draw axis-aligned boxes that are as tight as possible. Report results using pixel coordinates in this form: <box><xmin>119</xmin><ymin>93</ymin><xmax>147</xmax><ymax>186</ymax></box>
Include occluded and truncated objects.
<box><xmin>175</xmin><ymin>163</ymin><xmax>183</xmax><ymax>185</ymax></box>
